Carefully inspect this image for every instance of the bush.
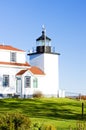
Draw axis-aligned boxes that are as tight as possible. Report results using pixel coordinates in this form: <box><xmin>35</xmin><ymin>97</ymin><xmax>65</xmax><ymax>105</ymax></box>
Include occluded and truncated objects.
<box><xmin>69</xmin><ymin>121</ymin><xmax>86</xmax><ymax>130</ymax></box>
<box><xmin>76</xmin><ymin>95</ymin><xmax>86</xmax><ymax>100</ymax></box>
<box><xmin>33</xmin><ymin>91</ymin><xmax>43</xmax><ymax>98</ymax></box>
<box><xmin>0</xmin><ymin>113</ymin><xmax>31</xmax><ymax>130</ymax></box>
<box><xmin>31</xmin><ymin>122</ymin><xmax>41</xmax><ymax>130</ymax></box>
<box><xmin>31</xmin><ymin>122</ymin><xmax>56</xmax><ymax>130</ymax></box>
<box><xmin>41</xmin><ymin>123</ymin><xmax>56</xmax><ymax>130</ymax></box>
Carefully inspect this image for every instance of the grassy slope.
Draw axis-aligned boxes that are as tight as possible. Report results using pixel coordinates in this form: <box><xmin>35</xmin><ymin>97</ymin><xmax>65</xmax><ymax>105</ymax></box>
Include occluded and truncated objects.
<box><xmin>0</xmin><ymin>98</ymin><xmax>86</xmax><ymax>129</ymax></box>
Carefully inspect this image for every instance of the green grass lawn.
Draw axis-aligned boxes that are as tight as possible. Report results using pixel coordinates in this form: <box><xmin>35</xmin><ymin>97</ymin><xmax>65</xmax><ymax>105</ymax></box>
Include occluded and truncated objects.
<box><xmin>0</xmin><ymin>97</ymin><xmax>86</xmax><ymax>129</ymax></box>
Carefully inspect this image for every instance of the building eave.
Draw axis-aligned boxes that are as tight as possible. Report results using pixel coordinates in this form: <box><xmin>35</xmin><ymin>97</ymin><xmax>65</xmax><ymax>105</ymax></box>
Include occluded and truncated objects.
<box><xmin>0</xmin><ymin>45</ymin><xmax>25</xmax><ymax>52</ymax></box>
<box><xmin>0</xmin><ymin>61</ymin><xmax>30</xmax><ymax>67</ymax></box>
<box><xmin>16</xmin><ymin>66</ymin><xmax>45</xmax><ymax>76</ymax></box>
<box><xmin>28</xmin><ymin>52</ymin><xmax>60</xmax><ymax>56</ymax></box>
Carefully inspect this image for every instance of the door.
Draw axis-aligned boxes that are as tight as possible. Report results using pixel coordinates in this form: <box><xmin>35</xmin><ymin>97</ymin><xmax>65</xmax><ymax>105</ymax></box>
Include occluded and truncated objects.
<box><xmin>16</xmin><ymin>77</ymin><xmax>22</xmax><ymax>94</ymax></box>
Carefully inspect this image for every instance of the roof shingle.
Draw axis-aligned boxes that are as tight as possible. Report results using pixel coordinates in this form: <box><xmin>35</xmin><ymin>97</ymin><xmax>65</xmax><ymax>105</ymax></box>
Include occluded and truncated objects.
<box><xmin>0</xmin><ymin>45</ymin><xmax>24</xmax><ymax>52</ymax></box>
<box><xmin>16</xmin><ymin>69</ymin><xmax>27</xmax><ymax>75</ymax></box>
<box><xmin>29</xmin><ymin>66</ymin><xmax>44</xmax><ymax>75</ymax></box>
<box><xmin>16</xmin><ymin>66</ymin><xmax>44</xmax><ymax>76</ymax></box>
<box><xmin>0</xmin><ymin>61</ymin><xmax>30</xmax><ymax>67</ymax></box>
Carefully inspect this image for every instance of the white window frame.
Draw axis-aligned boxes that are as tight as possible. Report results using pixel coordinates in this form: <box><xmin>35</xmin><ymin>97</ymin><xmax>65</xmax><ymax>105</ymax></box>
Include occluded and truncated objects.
<box><xmin>25</xmin><ymin>76</ymin><xmax>31</xmax><ymax>88</ymax></box>
<box><xmin>3</xmin><ymin>75</ymin><xmax>9</xmax><ymax>87</ymax></box>
<box><xmin>10</xmin><ymin>52</ymin><xmax>16</xmax><ymax>62</ymax></box>
<box><xmin>33</xmin><ymin>78</ymin><xmax>38</xmax><ymax>88</ymax></box>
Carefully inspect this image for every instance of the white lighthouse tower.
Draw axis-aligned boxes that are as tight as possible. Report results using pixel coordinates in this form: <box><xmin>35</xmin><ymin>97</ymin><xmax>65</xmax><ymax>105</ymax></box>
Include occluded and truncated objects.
<box><xmin>28</xmin><ymin>26</ymin><xmax>61</xmax><ymax>97</ymax></box>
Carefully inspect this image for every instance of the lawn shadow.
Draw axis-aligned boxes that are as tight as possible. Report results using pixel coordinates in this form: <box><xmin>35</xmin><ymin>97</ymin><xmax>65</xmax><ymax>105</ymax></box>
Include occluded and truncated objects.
<box><xmin>0</xmin><ymin>98</ymin><xmax>86</xmax><ymax>121</ymax></box>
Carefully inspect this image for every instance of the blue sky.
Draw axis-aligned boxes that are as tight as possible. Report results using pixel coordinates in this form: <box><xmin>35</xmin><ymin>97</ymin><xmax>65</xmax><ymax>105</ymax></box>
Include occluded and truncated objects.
<box><xmin>0</xmin><ymin>0</ymin><xmax>86</xmax><ymax>95</ymax></box>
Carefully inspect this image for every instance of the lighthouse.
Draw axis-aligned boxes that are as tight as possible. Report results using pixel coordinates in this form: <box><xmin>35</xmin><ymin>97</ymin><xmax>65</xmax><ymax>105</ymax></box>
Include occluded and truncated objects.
<box><xmin>28</xmin><ymin>26</ymin><xmax>60</xmax><ymax>97</ymax></box>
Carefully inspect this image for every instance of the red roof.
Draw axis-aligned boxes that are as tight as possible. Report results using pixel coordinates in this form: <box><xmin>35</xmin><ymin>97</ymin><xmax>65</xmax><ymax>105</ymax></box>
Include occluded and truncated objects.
<box><xmin>16</xmin><ymin>69</ymin><xmax>27</xmax><ymax>75</ymax></box>
<box><xmin>16</xmin><ymin>66</ymin><xmax>44</xmax><ymax>76</ymax></box>
<box><xmin>0</xmin><ymin>45</ymin><xmax>24</xmax><ymax>52</ymax></box>
<box><xmin>0</xmin><ymin>61</ymin><xmax>30</xmax><ymax>67</ymax></box>
<box><xmin>29</xmin><ymin>66</ymin><xmax>44</xmax><ymax>75</ymax></box>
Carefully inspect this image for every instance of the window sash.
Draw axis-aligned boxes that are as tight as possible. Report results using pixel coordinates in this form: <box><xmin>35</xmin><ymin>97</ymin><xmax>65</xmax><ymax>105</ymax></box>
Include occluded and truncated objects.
<box><xmin>25</xmin><ymin>76</ymin><xmax>31</xmax><ymax>88</ymax></box>
<box><xmin>10</xmin><ymin>52</ymin><xmax>16</xmax><ymax>62</ymax></box>
<box><xmin>3</xmin><ymin>75</ymin><xmax>9</xmax><ymax>87</ymax></box>
<box><xmin>33</xmin><ymin>78</ymin><xmax>38</xmax><ymax>88</ymax></box>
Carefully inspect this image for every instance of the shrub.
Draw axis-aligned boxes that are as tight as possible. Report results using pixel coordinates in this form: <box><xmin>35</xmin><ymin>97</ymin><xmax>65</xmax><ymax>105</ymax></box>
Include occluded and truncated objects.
<box><xmin>0</xmin><ymin>113</ymin><xmax>31</xmax><ymax>130</ymax></box>
<box><xmin>81</xmin><ymin>95</ymin><xmax>86</xmax><ymax>100</ymax></box>
<box><xmin>31</xmin><ymin>122</ymin><xmax>56</xmax><ymax>130</ymax></box>
<box><xmin>41</xmin><ymin>123</ymin><xmax>56</xmax><ymax>130</ymax></box>
<box><xmin>76</xmin><ymin>95</ymin><xmax>86</xmax><ymax>100</ymax></box>
<box><xmin>33</xmin><ymin>91</ymin><xmax>43</xmax><ymax>98</ymax></box>
<box><xmin>31</xmin><ymin>122</ymin><xmax>41</xmax><ymax>130</ymax></box>
<box><xmin>68</xmin><ymin>121</ymin><xmax>86</xmax><ymax>130</ymax></box>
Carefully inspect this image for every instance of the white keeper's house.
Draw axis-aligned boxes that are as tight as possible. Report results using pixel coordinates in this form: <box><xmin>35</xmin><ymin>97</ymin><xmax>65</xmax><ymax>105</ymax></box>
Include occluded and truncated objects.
<box><xmin>0</xmin><ymin>27</ymin><xmax>65</xmax><ymax>98</ymax></box>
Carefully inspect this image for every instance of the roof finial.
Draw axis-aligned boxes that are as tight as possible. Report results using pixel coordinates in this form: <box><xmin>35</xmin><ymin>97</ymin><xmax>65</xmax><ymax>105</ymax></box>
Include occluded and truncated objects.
<box><xmin>42</xmin><ymin>25</ymin><xmax>46</xmax><ymax>36</ymax></box>
<box><xmin>42</xmin><ymin>25</ymin><xmax>45</xmax><ymax>31</ymax></box>
<box><xmin>36</xmin><ymin>26</ymin><xmax>51</xmax><ymax>42</ymax></box>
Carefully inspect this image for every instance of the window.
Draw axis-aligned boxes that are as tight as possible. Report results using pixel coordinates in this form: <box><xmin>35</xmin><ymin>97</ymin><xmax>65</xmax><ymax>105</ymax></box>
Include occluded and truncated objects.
<box><xmin>16</xmin><ymin>77</ymin><xmax>21</xmax><ymax>93</ymax></box>
<box><xmin>3</xmin><ymin>75</ymin><xmax>9</xmax><ymax>87</ymax></box>
<box><xmin>10</xmin><ymin>52</ymin><xmax>16</xmax><ymax>62</ymax></box>
<box><xmin>33</xmin><ymin>78</ymin><xmax>38</xmax><ymax>88</ymax></box>
<box><xmin>25</xmin><ymin>76</ymin><xmax>31</xmax><ymax>88</ymax></box>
